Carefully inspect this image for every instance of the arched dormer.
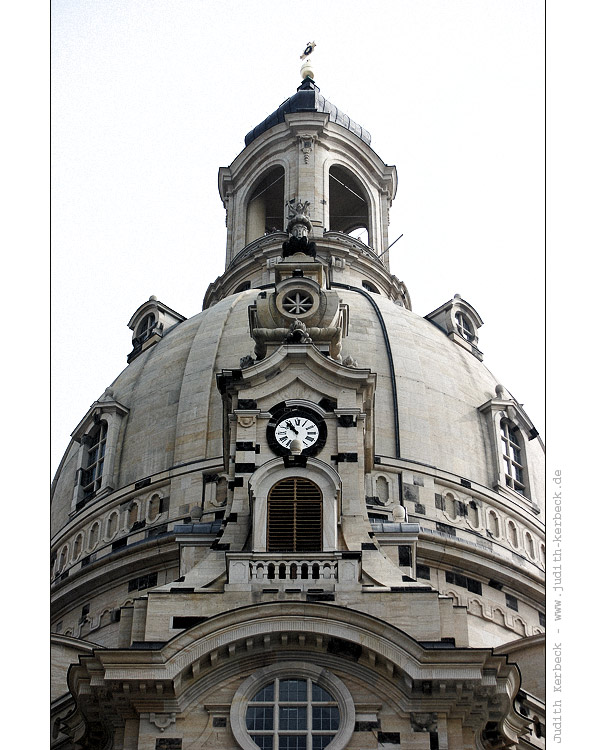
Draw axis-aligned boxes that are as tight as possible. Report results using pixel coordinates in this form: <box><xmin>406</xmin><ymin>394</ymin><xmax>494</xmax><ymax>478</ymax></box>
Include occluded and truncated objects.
<box><xmin>127</xmin><ymin>296</ymin><xmax>186</xmax><ymax>363</ymax></box>
<box><xmin>425</xmin><ymin>294</ymin><xmax>484</xmax><ymax>360</ymax></box>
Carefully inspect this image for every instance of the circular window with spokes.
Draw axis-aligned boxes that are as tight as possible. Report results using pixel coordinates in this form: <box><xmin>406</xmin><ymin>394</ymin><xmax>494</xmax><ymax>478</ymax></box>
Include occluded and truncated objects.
<box><xmin>281</xmin><ymin>290</ymin><xmax>315</xmax><ymax>316</ymax></box>
<box><xmin>231</xmin><ymin>664</ymin><xmax>355</xmax><ymax>750</ymax></box>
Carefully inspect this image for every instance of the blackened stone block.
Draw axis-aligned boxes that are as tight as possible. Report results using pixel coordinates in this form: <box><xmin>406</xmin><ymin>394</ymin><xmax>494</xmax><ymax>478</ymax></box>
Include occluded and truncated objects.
<box><xmin>172</xmin><ymin>616</ymin><xmax>208</xmax><ymax>629</ymax></box>
<box><xmin>354</xmin><ymin>721</ymin><xmax>380</xmax><ymax>731</ymax></box>
<box><xmin>237</xmin><ymin>399</ymin><xmax>257</xmax><ymax>409</ymax></box>
<box><xmin>156</xmin><ymin>740</ymin><xmax>182</xmax><ymax>750</ymax></box>
<box><xmin>398</xmin><ymin>545</ymin><xmax>412</xmax><ymax>567</ymax></box>
<box><xmin>436</xmin><ymin>522</ymin><xmax>456</xmax><ymax>536</ymax></box>
<box><xmin>377</xmin><ymin>732</ymin><xmax>400</xmax><ymax>744</ymax></box>
<box><xmin>327</xmin><ymin>637</ymin><xmax>362</xmax><ymax>661</ymax></box>
<box><xmin>403</xmin><ymin>483</ymin><xmax>418</xmax><ymax>503</ymax></box>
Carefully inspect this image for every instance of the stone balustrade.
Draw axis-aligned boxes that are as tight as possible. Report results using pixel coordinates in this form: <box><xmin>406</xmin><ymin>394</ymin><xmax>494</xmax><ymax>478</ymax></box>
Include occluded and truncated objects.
<box><xmin>225</xmin><ymin>552</ymin><xmax>360</xmax><ymax>591</ymax></box>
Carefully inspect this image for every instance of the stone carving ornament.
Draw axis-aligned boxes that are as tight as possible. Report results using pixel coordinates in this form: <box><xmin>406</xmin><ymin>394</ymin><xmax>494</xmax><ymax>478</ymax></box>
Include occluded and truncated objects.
<box><xmin>283</xmin><ymin>199</ymin><xmax>317</xmax><ymax>258</ymax></box>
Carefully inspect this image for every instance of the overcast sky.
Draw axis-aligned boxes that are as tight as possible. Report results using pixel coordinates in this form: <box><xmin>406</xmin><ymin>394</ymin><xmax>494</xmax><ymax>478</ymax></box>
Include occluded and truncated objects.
<box><xmin>50</xmin><ymin>0</ymin><xmax>546</xmax><ymax>474</ymax></box>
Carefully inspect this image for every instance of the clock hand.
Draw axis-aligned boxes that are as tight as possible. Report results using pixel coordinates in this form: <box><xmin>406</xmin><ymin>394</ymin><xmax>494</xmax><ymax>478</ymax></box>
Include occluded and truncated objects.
<box><xmin>285</xmin><ymin>421</ymin><xmax>299</xmax><ymax>435</ymax></box>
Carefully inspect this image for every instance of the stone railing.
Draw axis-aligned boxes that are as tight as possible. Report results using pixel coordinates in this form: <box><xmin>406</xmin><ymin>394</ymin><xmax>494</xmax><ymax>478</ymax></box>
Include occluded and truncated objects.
<box><xmin>225</xmin><ymin>552</ymin><xmax>360</xmax><ymax>591</ymax></box>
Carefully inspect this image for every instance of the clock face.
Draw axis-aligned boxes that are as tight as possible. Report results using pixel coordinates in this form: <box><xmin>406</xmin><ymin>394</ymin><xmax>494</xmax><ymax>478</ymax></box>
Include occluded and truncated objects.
<box><xmin>266</xmin><ymin>405</ymin><xmax>327</xmax><ymax>457</ymax></box>
<box><xmin>274</xmin><ymin>416</ymin><xmax>319</xmax><ymax>450</ymax></box>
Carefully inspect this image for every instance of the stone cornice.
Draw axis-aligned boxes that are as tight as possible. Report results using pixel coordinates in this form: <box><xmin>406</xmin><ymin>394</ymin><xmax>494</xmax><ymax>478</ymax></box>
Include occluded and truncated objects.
<box><xmin>374</xmin><ymin>456</ymin><xmax>545</xmax><ymax>533</ymax></box>
<box><xmin>64</xmin><ymin>601</ymin><xmax>528</xmax><ymax>745</ymax></box>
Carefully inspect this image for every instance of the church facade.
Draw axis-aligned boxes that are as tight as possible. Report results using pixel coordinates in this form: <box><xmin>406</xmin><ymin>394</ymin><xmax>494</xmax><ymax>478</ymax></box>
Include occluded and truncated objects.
<box><xmin>51</xmin><ymin>63</ymin><xmax>545</xmax><ymax>750</ymax></box>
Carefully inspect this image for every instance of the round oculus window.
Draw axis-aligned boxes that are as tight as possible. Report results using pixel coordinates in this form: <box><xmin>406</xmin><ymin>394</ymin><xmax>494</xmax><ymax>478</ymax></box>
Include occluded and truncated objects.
<box><xmin>231</xmin><ymin>664</ymin><xmax>355</xmax><ymax>750</ymax></box>
<box><xmin>281</xmin><ymin>290</ymin><xmax>314</xmax><ymax>316</ymax></box>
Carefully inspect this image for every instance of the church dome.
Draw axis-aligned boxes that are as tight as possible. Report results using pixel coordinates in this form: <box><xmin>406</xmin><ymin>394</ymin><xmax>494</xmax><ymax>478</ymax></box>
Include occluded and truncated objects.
<box><xmin>51</xmin><ymin>287</ymin><xmax>543</xmax><ymax>536</ymax></box>
<box><xmin>244</xmin><ymin>77</ymin><xmax>372</xmax><ymax>147</ymax></box>
<box><xmin>51</xmin><ymin>71</ymin><xmax>545</xmax><ymax>750</ymax></box>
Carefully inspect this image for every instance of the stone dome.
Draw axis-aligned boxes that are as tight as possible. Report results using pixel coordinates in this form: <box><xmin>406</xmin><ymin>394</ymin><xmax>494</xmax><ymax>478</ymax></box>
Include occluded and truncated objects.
<box><xmin>51</xmin><ymin>287</ymin><xmax>543</xmax><ymax>536</ymax></box>
<box><xmin>51</xmin><ymin>76</ymin><xmax>545</xmax><ymax>750</ymax></box>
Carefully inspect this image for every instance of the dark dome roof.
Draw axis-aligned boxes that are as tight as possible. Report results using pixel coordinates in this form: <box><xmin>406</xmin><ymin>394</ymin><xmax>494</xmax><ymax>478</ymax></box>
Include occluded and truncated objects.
<box><xmin>244</xmin><ymin>78</ymin><xmax>372</xmax><ymax>146</ymax></box>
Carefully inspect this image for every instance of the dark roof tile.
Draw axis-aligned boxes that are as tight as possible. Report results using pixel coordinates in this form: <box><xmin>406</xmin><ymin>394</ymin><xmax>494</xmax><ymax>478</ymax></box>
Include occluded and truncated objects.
<box><xmin>244</xmin><ymin>78</ymin><xmax>371</xmax><ymax>146</ymax></box>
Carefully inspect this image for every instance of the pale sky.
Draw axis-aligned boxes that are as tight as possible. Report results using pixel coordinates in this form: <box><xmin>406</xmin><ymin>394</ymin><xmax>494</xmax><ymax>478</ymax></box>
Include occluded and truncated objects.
<box><xmin>51</xmin><ymin>0</ymin><xmax>546</xmax><ymax>474</ymax></box>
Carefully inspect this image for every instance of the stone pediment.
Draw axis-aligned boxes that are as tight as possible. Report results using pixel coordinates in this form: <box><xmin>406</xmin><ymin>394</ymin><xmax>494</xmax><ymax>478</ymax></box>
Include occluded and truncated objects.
<box><xmin>220</xmin><ymin>343</ymin><xmax>376</xmax><ymax>407</ymax></box>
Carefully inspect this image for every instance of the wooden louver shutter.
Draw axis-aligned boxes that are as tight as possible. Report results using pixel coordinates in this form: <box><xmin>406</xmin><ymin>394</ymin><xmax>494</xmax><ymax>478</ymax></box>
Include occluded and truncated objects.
<box><xmin>267</xmin><ymin>477</ymin><xmax>322</xmax><ymax>552</ymax></box>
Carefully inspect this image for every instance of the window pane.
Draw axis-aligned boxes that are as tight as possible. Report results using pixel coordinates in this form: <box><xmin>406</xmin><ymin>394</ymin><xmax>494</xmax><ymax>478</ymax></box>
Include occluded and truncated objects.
<box><xmin>279</xmin><ymin>706</ymin><xmax>307</xmax><ymax>730</ymax></box>
<box><xmin>279</xmin><ymin>679</ymin><xmax>307</xmax><ymax>702</ymax></box>
<box><xmin>279</xmin><ymin>736</ymin><xmax>307</xmax><ymax>750</ymax></box>
<box><xmin>311</xmin><ymin>684</ymin><xmax>334</xmax><ymax>702</ymax></box>
<box><xmin>247</xmin><ymin>707</ymin><xmax>274</xmax><ymax>731</ymax></box>
<box><xmin>251</xmin><ymin>736</ymin><xmax>273</xmax><ymax>750</ymax></box>
<box><xmin>312</xmin><ymin>736</ymin><xmax>334</xmax><ymax>750</ymax></box>
<box><xmin>312</xmin><ymin>707</ymin><xmax>339</xmax><ymax>731</ymax></box>
<box><xmin>252</xmin><ymin>683</ymin><xmax>275</xmax><ymax>702</ymax></box>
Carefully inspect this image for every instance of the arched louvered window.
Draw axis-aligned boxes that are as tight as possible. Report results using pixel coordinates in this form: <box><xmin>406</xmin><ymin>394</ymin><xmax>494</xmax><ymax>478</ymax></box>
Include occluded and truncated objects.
<box><xmin>267</xmin><ymin>478</ymin><xmax>322</xmax><ymax>552</ymax></box>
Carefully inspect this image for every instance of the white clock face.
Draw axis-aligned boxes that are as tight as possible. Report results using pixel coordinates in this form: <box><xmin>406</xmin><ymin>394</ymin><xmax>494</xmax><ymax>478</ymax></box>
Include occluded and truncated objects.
<box><xmin>274</xmin><ymin>416</ymin><xmax>319</xmax><ymax>450</ymax></box>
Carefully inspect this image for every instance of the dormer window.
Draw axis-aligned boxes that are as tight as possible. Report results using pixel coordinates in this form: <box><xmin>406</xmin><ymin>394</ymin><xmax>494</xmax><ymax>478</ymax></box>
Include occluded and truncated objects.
<box><xmin>137</xmin><ymin>313</ymin><xmax>156</xmax><ymax>343</ymax></box>
<box><xmin>80</xmin><ymin>420</ymin><xmax>108</xmax><ymax>499</ymax></box>
<box><xmin>362</xmin><ymin>280</ymin><xmax>380</xmax><ymax>294</ymax></box>
<box><xmin>478</xmin><ymin>386</ymin><xmax>540</xmax><ymax>508</ymax></box>
<box><xmin>71</xmin><ymin>390</ymin><xmax>129</xmax><ymax>513</ymax></box>
<box><xmin>500</xmin><ymin>420</ymin><xmax>526</xmax><ymax>495</ymax></box>
<box><xmin>455</xmin><ymin>311</ymin><xmax>474</xmax><ymax>341</ymax></box>
<box><xmin>425</xmin><ymin>295</ymin><xmax>483</xmax><ymax>360</ymax></box>
<box><xmin>127</xmin><ymin>297</ymin><xmax>186</xmax><ymax>363</ymax></box>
